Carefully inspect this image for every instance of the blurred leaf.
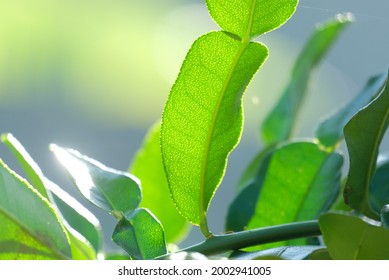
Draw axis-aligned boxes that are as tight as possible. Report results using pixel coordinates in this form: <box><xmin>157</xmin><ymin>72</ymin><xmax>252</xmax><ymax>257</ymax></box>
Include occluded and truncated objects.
<box><xmin>262</xmin><ymin>14</ymin><xmax>353</xmax><ymax>145</ymax></box>
<box><xmin>205</xmin><ymin>0</ymin><xmax>298</xmax><ymax>39</ymax></box>
<box><xmin>381</xmin><ymin>205</ymin><xmax>389</xmax><ymax>229</ymax></box>
<box><xmin>315</xmin><ymin>72</ymin><xmax>387</xmax><ymax>148</ymax></box>
<box><xmin>369</xmin><ymin>159</ymin><xmax>389</xmax><ymax>216</ymax></box>
<box><xmin>0</xmin><ymin>159</ymin><xmax>71</xmax><ymax>259</ymax></box>
<box><xmin>67</xmin><ymin>228</ymin><xmax>96</xmax><ymax>260</ymax></box>
<box><xmin>46</xmin><ymin>180</ymin><xmax>102</xmax><ymax>253</ymax></box>
<box><xmin>131</xmin><ymin>122</ymin><xmax>190</xmax><ymax>243</ymax></box>
<box><xmin>236</xmin><ymin>145</ymin><xmax>275</xmax><ymax>192</ymax></box>
<box><xmin>247</xmin><ymin>142</ymin><xmax>343</xmax><ymax>247</ymax></box>
<box><xmin>104</xmin><ymin>253</ymin><xmax>131</xmax><ymax>260</ymax></box>
<box><xmin>161</xmin><ymin>31</ymin><xmax>267</xmax><ymax>227</ymax></box>
<box><xmin>226</xmin><ymin>149</ymin><xmax>274</xmax><ymax>232</ymax></box>
<box><xmin>51</xmin><ymin>145</ymin><xmax>141</xmax><ymax>216</ymax></box>
<box><xmin>308</xmin><ymin>248</ymin><xmax>332</xmax><ymax>260</ymax></box>
<box><xmin>112</xmin><ymin>208</ymin><xmax>167</xmax><ymax>260</ymax></box>
<box><xmin>1</xmin><ymin>134</ymin><xmax>102</xmax><ymax>253</ymax></box>
<box><xmin>1</xmin><ymin>133</ymin><xmax>49</xmax><ymax>199</ymax></box>
<box><xmin>319</xmin><ymin>212</ymin><xmax>389</xmax><ymax>259</ymax></box>
<box><xmin>344</xmin><ymin>71</ymin><xmax>389</xmax><ymax>219</ymax></box>
<box><xmin>161</xmin><ymin>252</ymin><xmax>208</xmax><ymax>260</ymax></box>
<box><xmin>231</xmin><ymin>246</ymin><xmax>323</xmax><ymax>260</ymax></box>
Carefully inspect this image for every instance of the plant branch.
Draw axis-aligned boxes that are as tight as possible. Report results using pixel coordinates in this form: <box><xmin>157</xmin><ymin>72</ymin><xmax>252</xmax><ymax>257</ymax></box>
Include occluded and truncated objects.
<box><xmin>181</xmin><ymin>220</ymin><xmax>320</xmax><ymax>256</ymax></box>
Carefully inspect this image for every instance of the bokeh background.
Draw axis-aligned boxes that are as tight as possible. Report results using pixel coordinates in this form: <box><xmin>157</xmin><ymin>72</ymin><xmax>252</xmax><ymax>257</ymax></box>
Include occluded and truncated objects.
<box><xmin>1</xmin><ymin>0</ymin><xmax>389</xmax><ymax>252</ymax></box>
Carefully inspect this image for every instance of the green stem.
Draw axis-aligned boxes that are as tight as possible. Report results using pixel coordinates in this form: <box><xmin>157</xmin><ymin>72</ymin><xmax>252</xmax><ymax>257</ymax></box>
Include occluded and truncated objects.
<box><xmin>182</xmin><ymin>220</ymin><xmax>320</xmax><ymax>256</ymax></box>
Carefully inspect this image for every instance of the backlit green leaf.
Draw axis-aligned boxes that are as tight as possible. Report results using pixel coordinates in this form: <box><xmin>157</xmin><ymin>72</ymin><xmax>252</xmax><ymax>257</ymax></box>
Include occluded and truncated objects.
<box><xmin>1</xmin><ymin>133</ymin><xmax>49</xmax><ymax>199</ymax></box>
<box><xmin>1</xmin><ymin>134</ymin><xmax>102</xmax><ymax>252</ymax></box>
<box><xmin>206</xmin><ymin>0</ymin><xmax>298</xmax><ymax>39</ymax></box>
<box><xmin>51</xmin><ymin>145</ymin><xmax>141</xmax><ymax>216</ymax></box>
<box><xmin>131</xmin><ymin>122</ymin><xmax>190</xmax><ymax>243</ymax></box>
<box><xmin>262</xmin><ymin>14</ymin><xmax>353</xmax><ymax>145</ymax></box>
<box><xmin>161</xmin><ymin>31</ymin><xmax>267</xmax><ymax>228</ymax></box>
<box><xmin>315</xmin><ymin>72</ymin><xmax>386</xmax><ymax>148</ymax></box>
<box><xmin>344</xmin><ymin>71</ymin><xmax>389</xmax><ymax>219</ymax></box>
<box><xmin>112</xmin><ymin>208</ymin><xmax>167</xmax><ymax>260</ymax></box>
<box><xmin>247</xmin><ymin>142</ymin><xmax>342</xmax><ymax>235</ymax></box>
<box><xmin>0</xmin><ymin>159</ymin><xmax>71</xmax><ymax>259</ymax></box>
<box><xmin>319</xmin><ymin>212</ymin><xmax>389</xmax><ymax>259</ymax></box>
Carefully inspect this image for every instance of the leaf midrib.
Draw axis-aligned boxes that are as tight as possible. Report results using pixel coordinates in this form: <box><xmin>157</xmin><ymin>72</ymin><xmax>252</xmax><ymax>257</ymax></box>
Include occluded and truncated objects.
<box><xmin>198</xmin><ymin>0</ymin><xmax>257</xmax><ymax>232</ymax></box>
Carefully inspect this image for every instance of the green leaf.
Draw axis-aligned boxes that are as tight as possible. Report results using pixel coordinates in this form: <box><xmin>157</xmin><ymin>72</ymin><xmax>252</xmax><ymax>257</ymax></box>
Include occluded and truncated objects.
<box><xmin>247</xmin><ymin>142</ymin><xmax>343</xmax><ymax>235</ymax></box>
<box><xmin>47</xmin><ymin>180</ymin><xmax>103</xmax><ymax>253</ymax></box>
<box><xmin>0</xmin><ymin>159</ymin><xmax>71</xmax><ymax>259</ymax></box>
<box><xmin>226</xmin><ymin>148</ymin><xmax>274</xmax><ymax>232</ymax></box>
<box><xmin>344</xmin><ymin>71</ymin><xmax>389</xmax><ymax>219</ymax></box>
<box><xmin>1</xmin><ymin>134</ymin><xmax>102</xmax><ymax>253</ymax></box>
<box><xmin>51</xmin><ymin>145</ymin><xmax>141</xmax><ymax>216</ymax></box>
<box><xmin>112</xmin><ymin>208</ymin><xmax>167</xmax><ymax>260</ymax></box>
<box><xmin>315</xmin><ymin>72</ymin><xmax>387</xmax><ymax>148</ymax></box>
<box><xmin>236</xmin><ymin>145</ymin><xmax>276</xmax><ymax>192</ymax></box>
<box><xmin>67</xmin><ymin>228</ymin><xmax>97</xmax><ymax>260</ymax></box>
<box><xmin>369</xmin><ymin>159</ymin><xmax>389</xmax><ymax>216</ymax></box>
<box><xmin>161</xmin><ymin>31</ymin><xmax>267</xmax><ymax>231</ymax></box>
<box><xmin>381</xmin><ymin>205</ymin><xmax>389</xmax><ymax>228</ymax></box>
<box><xmin>130</xmin><ymin>122</ymin><xmax>190</xmax><ymax>243</ymax></box>
<box><xmin>262</xmin><ymin>14</ymin><xmax>353</xmax><ymax>145</ymax></box>
<box><xmin>231</xmin><ymin>246</ymin><xmax>323</xmax><ymax>260</ymax></box>
<box><xmin>319</xmin><ymin>212</ymin><xmax>389</xmax><ymax>259</ymax></box>
<box><xmin>206</xmin><ymin>0</ymin><xmax>298</xmax><ymax>39</ymax></box>
<box><xmin>1</xmin><ymin>133</ymin><xmax>49</xmax><ymax>199</ymax></box>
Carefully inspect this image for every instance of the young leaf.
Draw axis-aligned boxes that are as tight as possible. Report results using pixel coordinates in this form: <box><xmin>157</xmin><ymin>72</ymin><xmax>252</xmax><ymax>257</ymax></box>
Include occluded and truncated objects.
<box><xmin>369</xmin><ymin>159</ymin><xmax>389</xmax><ymax>216</ymax></box>
<box><xmin>0</xmin><ymin>159</ymin><xmax>71</xmax><ymax>259</ymax></box>
<box><xmin>319</xmin><ymin>212</ymin><xmax>389</xmax><ymax>259</ymax></box>
<box><xmin>67</xmin><ymin>228</ymin><xmax>97</xmax><ymax>260</ymax></box>
<box><xmin>315</xmin><ymin>72</ymin><xmax>387</xmax><ymax>148</ymax></box>
<box><xmin>344</xmin><ymin>71</ymin><xmax>389</xmax><ymax>219</ymax></box>
<box><xmin>112</xmin><ymin>208</ymin><xmax>167</xmax><ymax>260</ymax></box>
<box><xmin>205</xmin><ymin>0</ymin><xmax>298</xmax><ymax>39</ymax></box>
<box><xmin>247</xmin><ymin>142</ymin><xmax>343</xmax><ymax>233</ymax></box>
<box><xmin>231</xmin><ymin>245</ymin><xmax>323</xmax><ymax>260</ymax></box>
<box><xmin>51</xmin><ymin>145</ymin><xmax>141</xmax><ymax>216</ymax></box>
<box><xmin>130</xmin><ymin>122</ymin><xmax>189</xmax><ymax>243</ymax></box>
<box><xmin>161</xmin><ymin>30</ymin><xmax>268</xmax><ymax>231</ymax></box>
<box><xmin>1</xmin><ymin>134</ymin><xmax>102</xmax><ymax>252</ymax></box>
<box><xmin>262</xmin><ymin>14</ymin><xmax>353</xmax><ymax>145</ymax></box>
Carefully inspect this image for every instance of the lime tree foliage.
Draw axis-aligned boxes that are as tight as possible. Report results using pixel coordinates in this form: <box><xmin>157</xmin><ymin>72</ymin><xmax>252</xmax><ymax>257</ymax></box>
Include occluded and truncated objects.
<box><xmin>1</xmin><ymin>0</ymin><xmax>389</xmax><ymax>260</ymax></box>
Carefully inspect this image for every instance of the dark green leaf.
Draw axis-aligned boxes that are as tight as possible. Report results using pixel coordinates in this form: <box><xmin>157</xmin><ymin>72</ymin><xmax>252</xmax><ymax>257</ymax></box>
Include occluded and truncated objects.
<box><xmin>344</xmin><ymin>71</ymin><xmax>389</xmax><ymax>219</ymax></box>
<box><xmin>205</xmin><ymin>0</ymin><xmax>298</xmax><ymax>39</ymax></box>
<box><xmin>226</xmin><ymin>149</ymin><xmax>273</xmax><ymax>232</ymax></box>
<box><xmin>131</xmin><ymin>122</ymin><xmax>190</xmax><ymax>243</ymax></box>
<box><xmin>231</xmin><ymin>246</ymin><xmax>323</xmax><ymax>260</ymax></box>
<box><xmin>315</xmin><ymin>72</ymin><xmax>387</xmax><ymax>148</ymax></box>
<box><xmin>1</xmin><ymin>134</ymin><xmax>102</xmax><ymax>253</ymax></box>
<box><xmin>161</xmin><ymin>31</ymin><xmax>267</xmax><ymax>228</ymax></box>
<box><xmin>112</xmin><ymin>208</ymin><xmax>167</xmax><ymax>260</ymax></box>
<box><xmin>319</xmin><ymin>212</ymin><xmax>389</xmax><ymax>259</ymax></box>
<box><xmin>262</xmin><ymin>14</ymin><xmax>353</xmax><ymax>145</ymax></box>
<box><xmin>0</xmin><ymin>159</ymin><xmax>71</xmax><ymax>259</ymax></box>
<box><xmin>369</xmin><ymin>159</ymin><xmax>389</xmax><ymax>215</ymax></box>
<box><xmin>51</xmin><ymin>145</ymin><xmax>141</xmax><ymax>216</ymax></box>
<box><xmin>247</xmin><ymin>142</ymin><xmax>343</xmax><ymax>243</ymax></box>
